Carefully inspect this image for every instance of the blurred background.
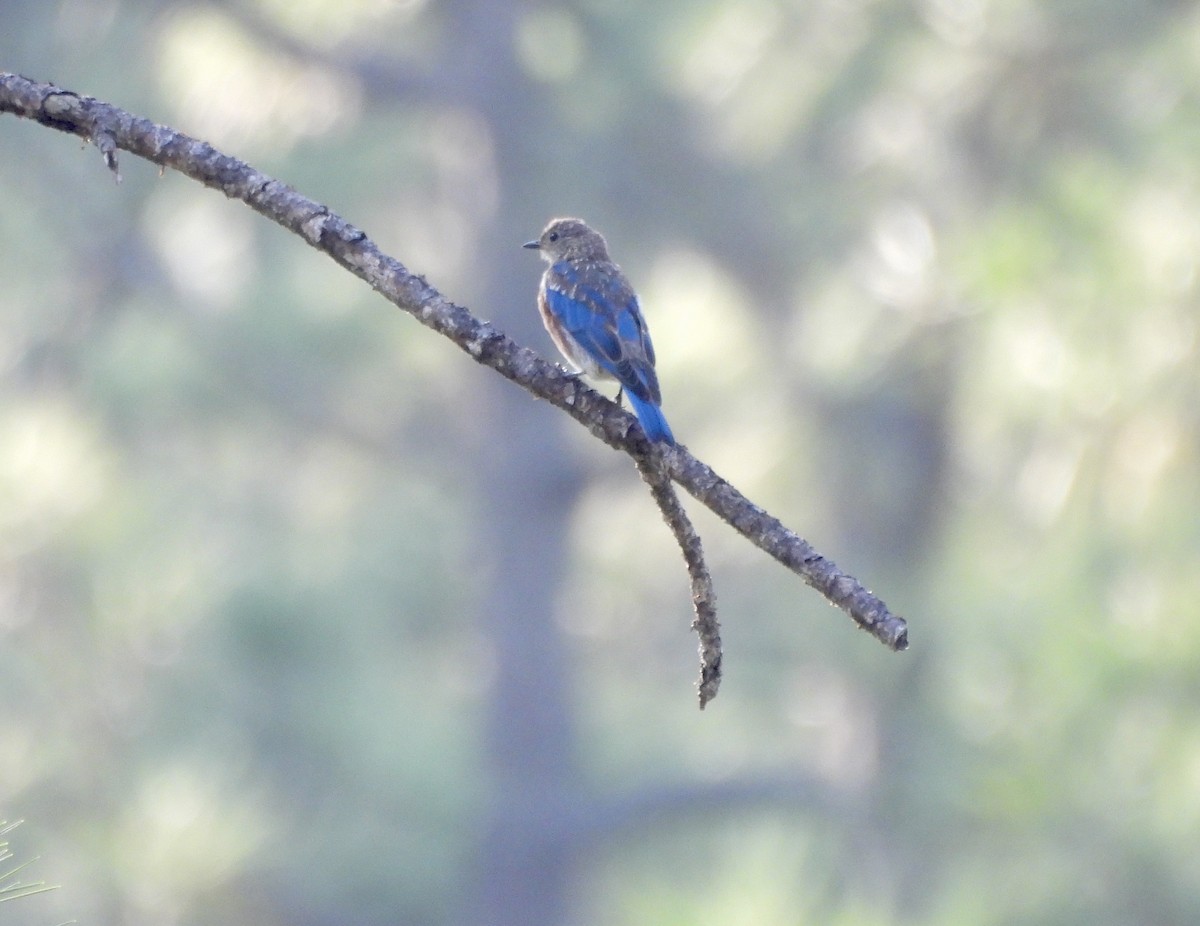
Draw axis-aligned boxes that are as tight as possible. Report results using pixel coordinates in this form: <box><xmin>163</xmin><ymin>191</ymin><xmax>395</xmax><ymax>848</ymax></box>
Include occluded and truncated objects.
<box><xmin>3</xmin><ymin>0</ymin><xmax>1200</xmax><ymax>923</ymax></box>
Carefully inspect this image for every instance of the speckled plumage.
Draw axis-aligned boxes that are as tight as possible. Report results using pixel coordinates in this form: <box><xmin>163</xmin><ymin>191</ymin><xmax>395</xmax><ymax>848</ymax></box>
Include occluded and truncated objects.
<box><xmin>524</xmin><ymin>218</ymin><xmax>674</xmax><ymax>445</ymax></box>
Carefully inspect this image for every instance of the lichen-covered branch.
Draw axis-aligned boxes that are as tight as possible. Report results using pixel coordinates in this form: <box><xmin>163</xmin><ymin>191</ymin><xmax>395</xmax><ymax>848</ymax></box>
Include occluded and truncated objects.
<box><xmin>635</xmin><ymin>455</ymin><xmax>721</xmax><ymax>708</ymax></box>
<box><xmin>666</xmin><ymin>451</ymin><xmax>909</xmax><ymax>652</ymax></box>
<box><xmin>0</xmin><ymin>73</ymin><xmax>909</xmax><ymax>696</ymax></box>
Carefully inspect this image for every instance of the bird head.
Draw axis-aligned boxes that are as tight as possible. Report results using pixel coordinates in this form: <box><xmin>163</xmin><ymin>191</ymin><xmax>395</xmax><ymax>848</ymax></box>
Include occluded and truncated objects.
<box><xmin>523</xmin><ymin>218</ymin><xmax>611</xmax><ymax>262</ymax></box>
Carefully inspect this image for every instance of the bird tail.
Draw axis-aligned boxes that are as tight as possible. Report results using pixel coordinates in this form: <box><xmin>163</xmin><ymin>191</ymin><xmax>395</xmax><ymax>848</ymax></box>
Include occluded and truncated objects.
<box><xmin>626</xmin><ymin>392</ymin><xmax>676</xmax><ymax>445</ymax></box>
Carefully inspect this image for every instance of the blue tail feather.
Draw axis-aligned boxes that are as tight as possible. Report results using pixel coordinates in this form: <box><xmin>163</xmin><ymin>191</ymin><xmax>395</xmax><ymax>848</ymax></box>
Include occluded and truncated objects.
<box><xmin>625</xmin><ymin>391</ymin><xmax>675</xmax><ymax>445</ymax></box>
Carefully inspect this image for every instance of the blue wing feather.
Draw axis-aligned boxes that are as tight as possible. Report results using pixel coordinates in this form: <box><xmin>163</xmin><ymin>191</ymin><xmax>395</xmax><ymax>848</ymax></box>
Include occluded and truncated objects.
<box><xmin>542</xmin><ymin>260</ymin><xmax>674</xmax><ymax>445</ymax></box>
<box><xmin>544</xmin><ymin>287</ymin><xmax>625</xmax><ymax>372</ymax></box>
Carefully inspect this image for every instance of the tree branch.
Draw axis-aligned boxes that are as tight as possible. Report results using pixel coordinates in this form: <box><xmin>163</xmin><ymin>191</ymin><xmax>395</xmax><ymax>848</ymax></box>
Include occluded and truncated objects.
<box><xmin>635</xmin><ymin>456</ymin><xmax>721</xmax><ymax>707</ymax></box>
<box><xmin>0</xmin><ymin>73</ymin><xmax>909</xmax><ymax>706</ymax></box>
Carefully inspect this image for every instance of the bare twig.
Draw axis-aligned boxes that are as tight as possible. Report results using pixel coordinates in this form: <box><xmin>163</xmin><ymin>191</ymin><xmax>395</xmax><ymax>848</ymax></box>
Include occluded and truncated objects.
<box><xmin>635</xmin><ymin>453</ymin><xmax>721</xmax><ymax>708</ymax></box>
<box><xmin>0</xmin><ymin>73</ymin><xmax>908</xmax><ymax>705</ymax></box>
<box><xmin>666</xmin><ymin>450</ymin><xmax>909</xmax><ymax>652</ymax></box>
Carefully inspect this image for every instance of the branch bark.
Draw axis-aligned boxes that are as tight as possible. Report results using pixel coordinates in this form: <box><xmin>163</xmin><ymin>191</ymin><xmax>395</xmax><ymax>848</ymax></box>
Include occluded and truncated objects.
<box><xmin>635</xmin><ymin>456</ymin><xmax>722</xmax><ymax>708</ymax></box>
<box><xmin>0</xmin><ymin>73</ymin><xmax>909</xmax><ymax>706</ymax></box>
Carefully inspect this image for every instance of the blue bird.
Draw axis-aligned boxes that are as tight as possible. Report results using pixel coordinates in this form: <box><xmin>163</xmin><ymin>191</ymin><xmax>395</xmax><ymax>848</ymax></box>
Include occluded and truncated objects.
<box><xmin>524</xmin><ymin>217</ymin><xmax>675</xmax><ymax>445</ymax></box>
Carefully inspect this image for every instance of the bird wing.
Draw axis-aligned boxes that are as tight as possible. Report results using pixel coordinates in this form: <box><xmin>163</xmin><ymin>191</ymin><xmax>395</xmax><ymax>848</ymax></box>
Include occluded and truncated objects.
<box><xmin>545</xmin><ymin>263</ymin><xmax>662</xmax><ymax>405</ymax></box>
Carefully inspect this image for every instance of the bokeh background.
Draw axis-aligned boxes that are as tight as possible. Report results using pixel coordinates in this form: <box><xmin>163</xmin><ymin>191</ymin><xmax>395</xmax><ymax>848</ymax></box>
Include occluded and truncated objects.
<box><xmin>4</xmin><ymin>0</ymin><xmax>1200</xmax><ymax>923</ymax></box>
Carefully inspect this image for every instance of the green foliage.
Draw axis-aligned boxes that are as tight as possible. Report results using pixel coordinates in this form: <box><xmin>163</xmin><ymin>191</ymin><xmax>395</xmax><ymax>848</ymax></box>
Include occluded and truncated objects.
<box><xmin>0</xmin><ymin>821</ymin><xmax>54</xmax><ymax>905</ymax></box>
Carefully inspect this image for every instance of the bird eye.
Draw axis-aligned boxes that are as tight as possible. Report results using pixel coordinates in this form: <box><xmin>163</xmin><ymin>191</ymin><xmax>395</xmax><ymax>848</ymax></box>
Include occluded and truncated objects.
<box><xmin>548</xmin><ymin>232</ymin><xmax>559</xmax><ymax>242</ymax></box>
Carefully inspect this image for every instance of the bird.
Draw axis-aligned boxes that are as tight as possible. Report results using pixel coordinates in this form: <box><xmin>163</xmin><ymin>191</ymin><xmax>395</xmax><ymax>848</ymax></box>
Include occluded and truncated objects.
<box><xmin>523</xmin><ymin>217</ymin><xmax>675</xmax><ymax>445</ymax></box>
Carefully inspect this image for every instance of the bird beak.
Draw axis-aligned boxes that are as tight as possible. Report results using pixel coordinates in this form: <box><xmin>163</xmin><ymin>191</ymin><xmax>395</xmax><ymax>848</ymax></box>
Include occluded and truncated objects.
<box><xmin>522</xmin><ymin>239</ymin><xmax>540</xmax><ymax>250</ymax></box>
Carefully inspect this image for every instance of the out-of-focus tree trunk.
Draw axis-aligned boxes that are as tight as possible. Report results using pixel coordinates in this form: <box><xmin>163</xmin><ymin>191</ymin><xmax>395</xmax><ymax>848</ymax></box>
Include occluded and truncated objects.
<box><xmin>445</xmin><ymin>3</ymin><xmax>588</xmax><ymax>924</ymax></box>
